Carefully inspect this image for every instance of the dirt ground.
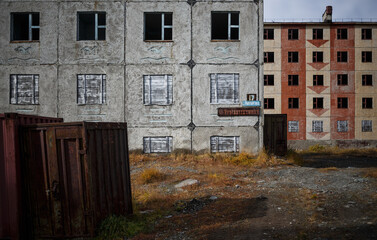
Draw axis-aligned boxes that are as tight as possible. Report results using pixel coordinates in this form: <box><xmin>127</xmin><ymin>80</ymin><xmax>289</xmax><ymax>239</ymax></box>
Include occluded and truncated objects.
<box><xmin>128</xmin><ymin>152</ymin><xmax>377</xmax><ymax>240</ymax></box>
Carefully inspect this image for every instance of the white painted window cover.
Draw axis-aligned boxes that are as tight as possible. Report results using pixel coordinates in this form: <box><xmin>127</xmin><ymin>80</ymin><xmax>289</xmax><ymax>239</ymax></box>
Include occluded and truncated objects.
<box><xmin>362</xmin><ymin>120</ymin><xmax>372</xmax><ymax>132</ymax></box>
<box><xmin>288</xmin><ymin>121</ymin><xmax>299</xmax><ymax>133</ymax></box>
<box><xmin>143</xmin><ymin>137</ymin><xmax>173</xmax><ymax>153</ymax></box>
<box><xmin>210</xmin><ymin>136</ymin><xmax>240</xmax><ymax>153</ymax></box>
<box><xmin>77</xmin><ymin>74</ymin><xmax>106</xmax><ymax>105</ymax></box>
<box><xmin>312</xmin><ymin>120</ymin><xmax>323</xmax><ymax>132</ymax></box>
<box><xmin>10</xmin><ymin>74</ymin><xmax>39</xmax><ymax>105</ymax></box>
<box><xmin>337</xmin><ymin>120</ymin><xmax>348</xmax><ymax>132</ymax></box>
<box><xmin>143</xmin><ymin>75</ymin><xmax>173</xmax><ymax>106</ymax></box>
<box><xmin>210</xmin><ymin>73</ymin><xmax>239</xmax><ymax>104</ymax></box>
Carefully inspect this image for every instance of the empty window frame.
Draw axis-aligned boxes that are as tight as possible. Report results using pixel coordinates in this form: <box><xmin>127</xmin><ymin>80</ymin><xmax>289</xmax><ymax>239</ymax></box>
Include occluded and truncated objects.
<box><xmin>362</xmin><ymin>74</ymin><xmax>373</xmax><ymax>86</ymax></box>
<box><xmin>211</xmin><ymin>12</ymin><xmax>239</xmax><ymax>40</ymax></box>
<box><xmin>337</xmin><ymin>51</ymin><xmax>348</xmax><ymax>62</ymax></box>
<box><xmin>144</xmin><ymin>13</ymin><xmax>172</xmax><ymax>41</ymax></box>
<box><xmin>264</xmin><ymin>98</ymin><xmax>275</xmax><ymax>109</ymax></box>
<box><xmin>210</xmin><ymin>136</ymin><xmax>240</xmax><ymax>153</ymax></box>
<box><xmin>264</xmin><ymin>75</ymin><xmax>274</xmax><ymax>86</ymax></box>
<box><xmin>264</xmin><ymin>52</ymin><xmax>274</xmax><ymax>63</ymax></box>
<box><xmin>210</xmin><ymin>73</ymin><xmax>239</xmax><ymax>104</ymax></box>
<box><xmin>143</xmin><ymin>75</ymin><xmax>173</xmax><ymax>105</ymax></box>
<box><xmin>337</xmin><ymin>74</ymin><xmax>348</xmax><ymax>85</ymax></box>
<box><xmin>362</xmin><ymin>120</ymin><xmax>372</xmax><ymax>132</ymax></box>
<box><xmin>362</xmin><ymin>28</ymin><xmax>372</xmax><ymax>40</ymax></box>
<box><xmin>362</xmin><ymin>97</ymin><xmax>373</xmax><ymax>109</ymax></box>
<box><xmin>313</xmin><ymin>51</ymin><xmax>323</xmax><ymax>62</ymax></box>
<box><xmin>77</xmin><ymin>74</ymin><xmax>106</xmax><ymax>104</ymax></box>
<box><xmin>288</xmin><ymin>98</ymin><xmax>299</xmax><ymax>109</ymax></box>
<box><xmin>11</xmin><ymin>12</ymin><xmax>39</xmax><ymax>41</ymax></box>
<box><xmin>288</xmin><ymin>52</ymin><xmax>299</xmax><ymax>63</ymax></box>
<box><xmin>288</xmin><ymin>75</ymin><xmax>299</xmax><ymax>86</ymax></box>
<box><xmin>313</xmin><ymin>75</ymin><xmax>324</xmax><ymax>86</ymax></box>
<box><xmin>313</xmin><ymin>28</ymin><xmax>323</xmax><ymax>40</ymax></box>
<box><xmin>288</xmin><ymin>121</ymin><xmax>299</xmax><ymax>133</ymax></box>
<box><xmin>264</xmin><ymin>29</ymin><xmax>274</xmax><ymax>40</ymax></box>
<box><xmin>77</xmin><ymin>12</ymin><xmax>106</xmax><ymax>41</ymax></box>
<box><xmin>337</xmin><ymin>120</ymin><xmax>348</xmax><ymax>132</ymax></box>
<box><xmin>288</xmin><ymin>29</ymin><xmax>299</xmax><ymax>40</ymax></box>
<box><xmin>312</xmin><ymin>120</ymin><xmax>323</xmax><ymax>132</ymax></box>
<box><xmin>313</xmin><ymin>97</ymin><xmax>324</xmax><ymax>109</ymax></box>
<box><xmin>143</xmin><ymin>137</ymin><xmax>173</xmax><ymax>153</ymax></box>
<box><xmin>337</xmin><ymin>28</ymin><xmax>348</xmax><ymax>39</ymax></box>
<box><xmin>337</xmin><ymin>97</ymin><xmax>348</xmax><ymax>108</ymax></box>
<box><xmin>10</xmin><ymin>74</ymin><xmax>39</xmax><ymax>105</ymax></box>
<box><xmin>362</xmin><ymin>51</ymin><xmax>372</xmax><ymax>62</ymax></box>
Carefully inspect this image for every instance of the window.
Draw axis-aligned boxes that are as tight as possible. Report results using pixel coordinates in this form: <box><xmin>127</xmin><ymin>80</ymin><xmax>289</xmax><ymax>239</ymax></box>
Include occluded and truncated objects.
<box><xmin>288</xmin><ymin>98</ymin><xmax>299</xmax><ymax>109</ymax></box>
<box><xmin>362</xmin><ymin>51</ymin><xmax>372</xmax><ymax>62</ymax></box>
<box><xmin>337</xmin><ymin>74</ymin><xmax>348</xmax><ymax>86</ymax></box>
<box><xmin>362</xmin><ymin>29</ymin><xmax>372</xmax><ymax>40</ymax></box>
<box><xmin>144</xmin><ymin>13</ymin><xmax>172</xmax><ymax>41</ymax></box>
<box><xmin>143</xmin><ymin>137</ymin><xmax>172</xmax><ymax>153</ymax></box>
<box><xmin>337</xmin><ymin>51</ymin><xmax>348</xmax><ymax>62</ymax></box>
<box><xmin>337</xmin><ymin>120</ymin><xmax>348</xmax><ymax>132</ymax></box>
<box><xmin>264</xmin><ymin>29</ymin><xmax>274</xmax><ymax>40</ymax></box>
<box><xmin>264</xmin><ymin>75</ymin><xmax>274</xmax><ymax>86</ymax></box>
<box><xmin>211</xmin><ymin>12</ymin><xmax>239</xmax><ymax>40</ymax></box>
<box><xmin>362</xmin><ymin>98</ymin><xmax>373</xmax><ymax>109</ymax></box>
<box><xmin>337</xmin><ymin>28</ymin><xmax>348</xmax><ymax>39</ymax></box>
<box><xmin>288</xmin><ymin>52</ymin><xmax>299</xmax><ymax>62</ymax></box>
<box><xmin>77</xmin><ymin>74</ymin><xmax>106</xmax><ymax>104</ymax></box>
<box><xmin>77</xmin><ymin>12</ymin><xmax>106</xmax><ymax>41</ymax></box>
<box><xmin>210</xmin><ymin>74</ymin><xmax>239</xmax><ymax>104</ymax></box>
<box><xmin>362</xmin><ymin>120</ymin><xmax>372</xmax><ymax>132</ymax></box>
<box><xmin>264</xmin><ymin>52</ymin><xmax>274</xmax><ymax>63</ymax></box>
<box><xmin>264</xmin><ymin>98</ymin><xmax>275</xmax><ymax>109</ymax></box>
<box><xmin>362</xmin><ymin>75</ymin><xmax>373</xmax><ymax>86</ymax></box>
<box><xmin>313</xmin><ymin>75</ymin><xmax>324</xmax><ymax>86</ymax></box>
<box><xmin>313</xmin><ymin>51</ymin><xmax>323</xmax><ymax>63</ymax></box>
<box><xmin>143</xmin><ymin>75</ymin><xmax>173</xmax><ymax>105</ymax></box>
<box><xmin>337</xmin><ymin>97</ymin><xmax>348</xmax><ymax>108</ymax></box>
<box><xmin>288</xmin><ymin>29</ymin><xmax>299</xmax><ymax>40</ymax></box>
<box><xmin>10</xmin><ymin>74</ymin><xmax>39</xmax><ymax>105</ymax></box>
<box><xmin>210</xmin><ymin>136</ymin><xmax>239</xmax><ymax>153</ymax></box>
<box><xmin>312</xmin><ymin>120</ymin><xmax>323</xmax><ymax>132</ymax></box>
<box><xmin>313</xmin><ymin>97</ymin><xmax>324</xmax><ymax>109</ymax></box>
<box><xmin>288</xmin><ymin>75</ymin><xmax>299</xmax><ymax>86</ymax></box>
<box><xmin>313</xmin><ymin>28</ymin><xmax>323</xmax><ymax>40</ymax></box>
<box><xmin>11</xmin><ymin>13</ymin><xmax>39</xmax><ymax>41</ymax></box>
<box><xmin>288</xmin><ymin>121</ymin><xmax>299</xmax><ymax>133</ymax></box>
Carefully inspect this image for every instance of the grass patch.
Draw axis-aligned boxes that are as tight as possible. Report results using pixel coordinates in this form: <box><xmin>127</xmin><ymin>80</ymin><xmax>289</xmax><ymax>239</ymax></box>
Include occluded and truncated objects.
<box><xmin>286</xmin><ymin>149</ymin><xmax>304</xmax><ymax>166</ymax></box>
<box><xmin>302</xmin><ymin>145</ymin><xmax>377</xmax><ymax>156</ymax></box>
<box><xmin>319</xmin><ymin>167</ymin><xmax>339</xmax><ymax>173</ymax></box>
<box><xmin>363</xmin><ymin>168</ymin><xmax>377</xmax><ymax>179</ymax></box>
<box><xmin>138</xmin><ymin>168</ymin><xmax>166</xmax><ymax>184</ymax></box>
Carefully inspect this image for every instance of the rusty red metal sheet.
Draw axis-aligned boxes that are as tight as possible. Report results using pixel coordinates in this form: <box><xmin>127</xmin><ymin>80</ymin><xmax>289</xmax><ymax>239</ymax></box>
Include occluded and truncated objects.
<box><xmin>218</xmin><ymin>107</ymin><xmax>260</xmax><ymax>116</ymax></box>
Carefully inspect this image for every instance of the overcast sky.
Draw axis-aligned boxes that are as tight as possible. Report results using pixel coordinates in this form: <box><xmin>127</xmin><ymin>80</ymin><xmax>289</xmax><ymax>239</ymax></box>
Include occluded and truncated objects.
<box><xmin>264</xmin><ymin>0</ymin><xmax>377</xmax><ymax>21</ymax></box>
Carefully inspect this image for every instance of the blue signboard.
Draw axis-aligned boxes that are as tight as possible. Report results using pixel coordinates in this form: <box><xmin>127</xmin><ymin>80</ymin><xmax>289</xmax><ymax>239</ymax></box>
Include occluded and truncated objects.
<box><xmin>242</xmin><ymin>101</ymin><xmax>261</xmax><ymax>107</ymax></box>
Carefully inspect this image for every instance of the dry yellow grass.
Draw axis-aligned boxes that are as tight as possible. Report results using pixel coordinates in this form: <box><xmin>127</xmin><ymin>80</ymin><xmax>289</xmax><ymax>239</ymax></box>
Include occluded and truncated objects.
<box><xmin>302</xmin><ymin>145</ymin><xmax>377</xmax><ymax>156</ymax></box>
<box><xmin>138</xmin><ymin>168</ymin><xmax>166</xmax><ymax>184</ymax></box>
<box><xmin>319</xmin><ymin>167</ymin><xmax>339</xmax><ymax>173</ymax></box>
<box><xmin>363</xmin><ymin>168</ymin><xmax>377</xmax><ymax>179</ymax></box>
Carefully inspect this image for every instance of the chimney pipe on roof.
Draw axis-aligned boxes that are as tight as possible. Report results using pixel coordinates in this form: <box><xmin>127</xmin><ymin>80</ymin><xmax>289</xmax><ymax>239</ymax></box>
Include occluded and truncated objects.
<box><xmin>322</xmin><ymin>6</ymin><xmax>333</xmax><ymax>23</ymax></box>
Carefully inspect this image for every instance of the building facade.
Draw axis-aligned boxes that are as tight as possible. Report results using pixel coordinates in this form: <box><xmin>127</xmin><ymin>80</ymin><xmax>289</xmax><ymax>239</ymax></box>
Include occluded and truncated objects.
<box><xmin>264</xmin><ymin>6</ymin><xmax>377</xmax><ymax>148</ymax></box>
<box><xmin>0</xmin><ymin>0</ymin><xmax>264</xmax><ymax>153</ymax></box>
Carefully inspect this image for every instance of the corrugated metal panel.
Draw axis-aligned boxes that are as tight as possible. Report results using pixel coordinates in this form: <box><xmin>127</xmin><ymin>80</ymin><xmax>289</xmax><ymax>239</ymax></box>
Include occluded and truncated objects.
<box><xmin>0</xmin><ymin>113</ymin><xmax>62</xmax><ymax>240</ymax></box>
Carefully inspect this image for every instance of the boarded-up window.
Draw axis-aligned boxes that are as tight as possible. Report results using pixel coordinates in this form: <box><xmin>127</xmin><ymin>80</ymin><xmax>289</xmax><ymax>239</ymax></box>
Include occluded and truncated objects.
<box><xmin>77</xmin><ymin>74</ymin><xmax>106</xmax><ymax>105</ymax></box>
<box><xmin>143</xmin><ymin>137</ymin><xmax>173</xmax><ymax>153</ymax></box>
<box><xmin>288</xmin><ymin>121</ymin><xmax>299</xmax><ymax>133</ymax></box>
<box><xmin>210</xmin><ymin>73</ymin><xmax>239</xmax><ymax>104</ymax></box>
<box><xmin>10</xmin><ymin>74</ymin><xmax>39</xmax><ymax>105</ymax></box>
<box><xmin>337</xmin><ymin>120</ymin><xmax>348</xmax><ymax>132</ymax></box>
<box><xmin>143</xmin><ymin>75</ymin><xmax>173</xmax><ymax>105</ymax></box>
<box><xmin>210</xmin><ymin>136</ymin><xmax>240</xmax><ymax>153</ymax></box>
<box><xmin>362</xmin><ymin>120</ymin><xmax>372</xmax><ymax>132</ymax></box>
<box><xmin>312</xmin><ymin>120</ymin><xmax>323</xmax><ymax>132</ymax></box>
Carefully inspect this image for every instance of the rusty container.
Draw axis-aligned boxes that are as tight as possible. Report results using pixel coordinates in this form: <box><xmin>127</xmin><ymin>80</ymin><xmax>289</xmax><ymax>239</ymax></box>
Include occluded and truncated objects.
<box><xmin>0</xmin><ymin>113</ymin><xmax>63</xmax><ymax>240</ymax></box>
<box><xmin>21</xmin><ymin>122</ymin><xmax>132</xmax><ymax>239</ymax></box>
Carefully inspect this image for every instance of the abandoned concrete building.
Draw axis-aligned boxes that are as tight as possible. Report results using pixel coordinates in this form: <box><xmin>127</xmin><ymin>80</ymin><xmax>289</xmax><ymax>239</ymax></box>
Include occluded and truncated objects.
<box><xmin>264</xmin><ymin>6</ymin><xmax>377</xmax><ymax>148</ymax></box>
<box><xmin>0</xmin><ymin>0</ymin><xmax>264</xmax><ymax>153</ymax></box>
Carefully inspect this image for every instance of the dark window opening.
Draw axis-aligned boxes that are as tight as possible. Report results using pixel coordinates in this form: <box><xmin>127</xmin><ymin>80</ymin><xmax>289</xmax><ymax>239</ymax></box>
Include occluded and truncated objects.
<box><xmin>362</xmin><ymin>28</ymin><xmax>372</xmax><ymax>40</ymax></box>
<box><xmin>313</xmin><ymin>75</ymin><xmax>324</xmax><ymax>86</ymax></box>
<box><xmin>264</xmin><ymin>98</ymin><xmax>275</xmax><ymax>109</ymax></box>
<box><xmin>313</xmin><ymin>28</ymin><xmax>323</xmax><ymax>40</ymax></box>
<box><xmin>362</xmin><ymin>98</ymin><xmax>373</xmax><ymax>109</ymax></box>
<box><xmin>78</xmin><ymin>12</ymin><xmax>106</xmax><ymax>41</ymax></box>
<box><xmin>362</xmin><ymin>74</ymin><xmax>373</xmax><ymax>86</ymax></box>
<box><xmin>288</xmin><ymin>29</ymin><xmax>299</xmax><ymax>40</ymax></box>
<box><xmin>337</xmin><ymin>28</ymin><xmax>348</xmax><ymax>39</ymax></box>
<box><xmin>145</xmin><ymin>13</ymin><xmax>172</xmax><ymax>41</ymax></box>
<box><xmin>212</xmin><ymin>12</ymin><xmax>239</xmax><ymax>40</ymax></box>
<box><xmin>337</xmin><ymin>74</ymin><xmax>348</xmax><ymax>86</ymax></box>
<box><xmin>337</xmin><ymin>97</ymin><xmax>348</xmax><ymax>108</ymax></box>
<box><xmin>288</xmin><ymin>52</ymin><xmax>299</xmax><ymax>62</ymax></box>
<box><xmin>313</xmin><ymin>51</ymin><xmax>323</xmax><ymax>62</ymax></box>
<box><xmin>264</xmin><ymin>75</ymin><xmax>274</xmax><ymax>86</ymax></box>
<box><xmin>11</xmin><ymin>12</ymin><xmax>39</xmax><ymax>41</ymax></box>
<box><xmin>362</xmin><ymin>120</ymin><xmax>372</xmax><ymax>132</ymax></box>
<box><xmin>264</xmin><ymin>52</ymin><xmax>274</xmax><ymax>63</ymax></box>
<box><xmin>288</xmin><ymin>98</ymin><xmax>299</xmax><ymax>109</ymax></box>
<box><xmin>313</xmin><ymin>97</ymin><xmax>324</xmax><ymax>109</ymax></box>
<box><xmin>264</xmin><ymin>29</ymin><xmax>274</xmax><ymax>40</ymax></box>
<box><xmin>337</xmin><ymin>51</ymin><xmax>348</xmax><ymax>62</ymax></box>
<box><xmin>312</xmin><ymin>121</ymin><xmax>323</xmax><ymax>132</ymax></box>
<box><xmin>288</xmin><ymin>75</ymin><xmax>299</xmax><ymax>86</ymax></box>
<box><xmin>362</xmin><ymin>51</ymin><xmax>372</xmax><ymax>62</ymax></box>
<box><xmin>337</xmin><ymin>120</ymin><xmax>348</xmax><ymax>132</ymax></box>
